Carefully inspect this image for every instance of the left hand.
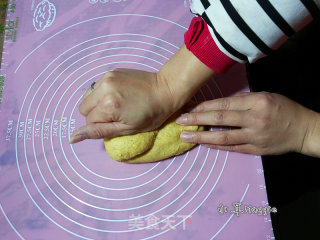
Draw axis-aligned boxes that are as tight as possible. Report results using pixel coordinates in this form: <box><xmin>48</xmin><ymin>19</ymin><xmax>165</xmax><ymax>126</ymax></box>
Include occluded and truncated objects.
<box><xmin>70</xmin><ymin>68</ymin><xmax>176</xmax><ymax>144</ymax></box>
<box><xmin>70</xmin><ymin>45</ymin><xmax>216</xmax><ymax>144</ymax></box>
<box><xmin>176</xmin><ymin>92</ymin><xmax>317</xmax><ymax>155</ymax></box>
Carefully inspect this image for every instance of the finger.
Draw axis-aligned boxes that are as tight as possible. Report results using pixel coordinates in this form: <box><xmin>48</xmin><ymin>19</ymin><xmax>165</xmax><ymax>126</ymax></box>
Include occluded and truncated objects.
<box><xmin>79</xmin><ymin>85</ymin><xmax>118</xmax><ymax>116</ymax></box>
<box><xmin>176</xmin><ymin>110</ymin><xmax>249</xmax><ymax>127</ymax></box>
<box><xmin>203</xmin><ymin>143</ymin><xmax>260</xmax><ymax>155</ymax></box>
<box><xmin>69</xmin><ymin>122</ymin><xmax>132</xmax><ymax>144</ymax></box>
<box><xmin>85</xmin><ymin>104</ymin><xmax>117</xmax><ymax>124</ymax></box>
<box><xmin>79</xmin><ymin>87</ymin><xmax>103</xmax><ymax>116</ymax></box>
<box><xmin>180</xmin><ymin>129</ymin><xmax>249</xmax><ymax>146</ymax></box>
<box><xmin>78</xmin><ymin>72</ymin><xmax>116</xmax><ymax>116</ymax></box>
<box><xmin>192</xmin><ymin>95</ymin><xmax>253</xmax><ymax>113</ymax></box>
<box><xmin>82</xmin><ymin>88</ymin><xmax>92</xmax><ymax>100</ymax></box>
<box><xmin>83</xmin><ymin>81</ymin><xmax>100</xmax><ymax>100</ymax></box>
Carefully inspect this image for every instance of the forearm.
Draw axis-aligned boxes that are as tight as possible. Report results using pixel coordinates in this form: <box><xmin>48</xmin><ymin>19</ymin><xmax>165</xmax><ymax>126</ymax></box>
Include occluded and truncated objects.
<box><xmin>157</xmin><ymin>44</ymin><xmax>216</xmax><ymax>111</ymax></box>
<box><xmin>301</xmin><ymin>111</ymin><xmax>320</xmax><ymax>157</ymax></box>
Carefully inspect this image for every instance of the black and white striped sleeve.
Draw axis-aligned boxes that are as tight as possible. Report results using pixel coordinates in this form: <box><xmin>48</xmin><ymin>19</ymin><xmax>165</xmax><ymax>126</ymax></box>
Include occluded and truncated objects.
<box><xmin>190</xmin><ymin>0</ymin><xmax>320</xmax><ymax>63</ymax></box>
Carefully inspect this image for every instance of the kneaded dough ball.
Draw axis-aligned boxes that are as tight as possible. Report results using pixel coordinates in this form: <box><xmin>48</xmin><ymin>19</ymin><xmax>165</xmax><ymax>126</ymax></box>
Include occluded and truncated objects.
<box><xmin>104</xmin><ymin>111</ymin><xmax>204</xmax><ymax>163</ymax></box>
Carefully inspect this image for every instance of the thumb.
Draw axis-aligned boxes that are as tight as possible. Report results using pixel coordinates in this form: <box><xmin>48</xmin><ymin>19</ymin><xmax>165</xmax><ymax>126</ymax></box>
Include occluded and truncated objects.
<box><xmin>69</xmin><ymin>122</ymin><xmax>128</xmax><ymax>144</ymax></box>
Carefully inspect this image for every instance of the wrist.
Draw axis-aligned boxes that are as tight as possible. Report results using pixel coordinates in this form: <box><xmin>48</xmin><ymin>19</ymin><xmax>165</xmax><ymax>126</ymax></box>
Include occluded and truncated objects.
<box><xmin>158</xmin><ymin>44</ymin><xmax>216</xmax><ymax>112</ymax></box>
<box><xmin>300</xmin><ymin>111</ymin><xmax>320</xmax><ymax>157</ymax></box>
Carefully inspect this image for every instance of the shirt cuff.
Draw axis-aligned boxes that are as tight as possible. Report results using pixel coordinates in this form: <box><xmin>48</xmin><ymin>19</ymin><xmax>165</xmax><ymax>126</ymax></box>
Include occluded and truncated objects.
<box><xmin>184</xmin><ymin>16</ymin><xmax>236</xmax><ymax>74</ymax></box>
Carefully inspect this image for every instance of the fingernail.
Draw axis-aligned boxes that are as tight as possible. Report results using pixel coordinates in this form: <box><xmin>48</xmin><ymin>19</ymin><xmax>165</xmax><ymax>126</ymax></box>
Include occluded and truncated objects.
<box><xmin>176</xmin><ymin>115</ymin><xmax>188</xmax><ymax>125</ymax></box>
<box><xmin>70</xmin><ymin>134</ymin><xmax>87</xmax><ymax>144</ymax></box>
<box><xmin>190</xmin><ymin>107</ymin><xmax>197</xmax><ymax>113</ymax></box>
<box><xmin>180</xmin><ymin>132</ymin><xmax>194</xmax><ymax>142</ymax></box>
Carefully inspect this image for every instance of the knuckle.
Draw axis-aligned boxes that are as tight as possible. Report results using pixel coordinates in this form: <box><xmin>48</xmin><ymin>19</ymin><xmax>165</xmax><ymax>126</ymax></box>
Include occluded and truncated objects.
<box><xmin>216</xmin><ymin>131</ymin><xmax>230</xmax><ymax>145</ymax></box>
<box><xmin>192</xmin><ymin>132</ymin><xmax>202</xmax><ymax>143</ymax></box>
<box><xmin>101</xmin><ymin>74</ymin><xmax>117</xmax><ymax>87</ymax></box>
<box><xmin>255</xmin><ymin>92</ymin><xmax>275</xmax><ymax>108</ymax></box>
<box><xmin>189</xmin><ymin>113</ymin><xmax>198</xmax><ymax>124</ymax></box>
<box><xmin>99</xmin><ymin>80</ymin><xmax>110</xmax><ymax>89</ymax></box>
<box><xmin>90</xmin><ymin>126</ymin><xmax>105</xmax><ymax>139</ymax></box>
<box><xmin>213</xmin><ymin>111</ymin><xmax>224</xmax><ymax>124</ymax></box>
<box><xmin>100</xmin><ymin>95</ymin><xmax>120</xmax><ymax>110</ymax></box>
<box><xmin>218</xmin><ymin>98</ymin><xmax>230</xmax><ymax>110</ymax></box>
<box><xmin>227</xmin><ymin>145</ymin><xmax>237</xmax><ymax>151</ymax></box>
<box><xmin>104</xmin><ymin>71</ymin><xmax>116</xmax><ymax>79</ymax></box>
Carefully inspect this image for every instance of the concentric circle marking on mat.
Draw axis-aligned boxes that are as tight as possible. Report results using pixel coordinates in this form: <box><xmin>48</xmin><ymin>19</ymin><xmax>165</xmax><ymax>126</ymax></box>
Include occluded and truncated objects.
<box><xmin>0</xmin><ymin>204</ymin><xmax>24</xmax><ymax>240</ymax></box>
<box><xmin>27</xmin><ymin>47</ymin><xmax>188</xmax><ymax>203</ymax></box>
<box><xmin>20</xmin><ymin>34</ymin><xmax>185</xmax><ymax>210</ymax></box>
<box><xmin>33</xmin><ymin>46</ymin><xmax>174</xmax><ymax>189</ymax></box>
<box><xmin>15</xmin><ymin>14</ymin><xmax>187</xmax><ymax>73</ymax></box>
<box><xmin>19</xmin><ymin>33</ymin><xmax>176</xmax><ymax>182</ymax></box>
<box><xmin>10</xmin><ymin>14</ymin><xmax>243</xmax><ymax>239</ymax></box>
<box><xmin>22</xmin><ymin>34</ymin><xmax>176</xmax><ymax>180</ymax></box>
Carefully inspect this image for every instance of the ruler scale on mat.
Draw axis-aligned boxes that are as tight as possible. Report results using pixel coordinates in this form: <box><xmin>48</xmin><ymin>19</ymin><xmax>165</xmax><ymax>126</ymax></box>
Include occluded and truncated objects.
<box><xmin>0</xmin><ymin>1</ymin><xmax>274</xmax><ymax>239</ymax></box>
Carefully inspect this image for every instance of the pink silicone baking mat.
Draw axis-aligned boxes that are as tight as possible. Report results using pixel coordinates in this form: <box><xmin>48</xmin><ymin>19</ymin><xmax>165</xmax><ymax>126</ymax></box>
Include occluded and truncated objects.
<box><xmin>0</xmin><ymin>0</ymin><xmax>274</xmax><ymax>239</ymax></box>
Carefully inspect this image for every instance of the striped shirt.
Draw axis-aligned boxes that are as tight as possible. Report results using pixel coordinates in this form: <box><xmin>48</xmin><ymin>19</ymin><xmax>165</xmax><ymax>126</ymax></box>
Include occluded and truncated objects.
<box><xmin>190</xmin><ymin>0</ymin><xmax>320</xmax><ymax>63</ymax></box>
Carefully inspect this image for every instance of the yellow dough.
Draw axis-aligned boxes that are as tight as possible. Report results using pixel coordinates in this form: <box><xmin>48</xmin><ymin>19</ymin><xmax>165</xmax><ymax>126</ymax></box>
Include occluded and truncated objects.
<box><xmin>104</xmin><ymin>111</ymin><xmax>204</xmax><ymax>163</ymax></box>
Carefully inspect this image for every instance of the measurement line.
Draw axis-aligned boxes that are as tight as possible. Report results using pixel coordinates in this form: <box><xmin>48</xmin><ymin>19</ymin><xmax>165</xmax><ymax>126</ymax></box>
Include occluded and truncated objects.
<box><xmin>210</xmin><ymin>184</ymin><xmax>250</xmax><ymax>239</ymax></box>
<box><xmin>0</xmin><ymin>203</ymin><xmax>25</xmax><ymax>240</ymax></box>
<box><xmin>14</xmin><ymin>14</ymin><xmax>187</xmax><ymax>73</ymax></box>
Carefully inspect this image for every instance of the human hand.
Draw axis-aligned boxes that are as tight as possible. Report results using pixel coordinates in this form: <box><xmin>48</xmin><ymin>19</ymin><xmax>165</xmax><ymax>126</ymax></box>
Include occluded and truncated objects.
<box><xmin>70</xmin><ymin>45</ymin><xmax>216</xmax><ymax>144</ymax></box>
<box><xmin>176</xmin><ymin>92</ymin><xmax>318</xmax><ymax>156</ymax></box>
<box><xmin>70</xmin><ymin>68</ymin><xmax>176</xmax><ymax>144</ymax></box>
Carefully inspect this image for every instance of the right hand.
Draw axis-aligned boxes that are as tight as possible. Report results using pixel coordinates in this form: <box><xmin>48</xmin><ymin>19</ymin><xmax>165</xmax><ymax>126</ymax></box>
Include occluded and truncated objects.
<box><xmin>177</xmin><ymin>92</ymin><xmax>320</xmax><ymax>156</ymax></box>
